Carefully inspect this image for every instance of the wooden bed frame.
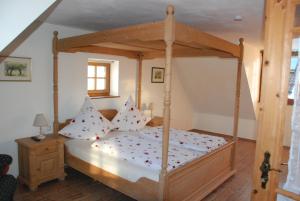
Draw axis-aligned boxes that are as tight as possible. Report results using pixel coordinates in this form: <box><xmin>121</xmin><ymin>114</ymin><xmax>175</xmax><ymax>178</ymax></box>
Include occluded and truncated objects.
<box><xmin>60</xmin><ymin>110</ymin><xmax>235</xmax><ymax>201</ymax></box>
<box><xmin>52</xmin><ymin>5</ymin><xmax>244</xmax><ymax>201</ymax></box>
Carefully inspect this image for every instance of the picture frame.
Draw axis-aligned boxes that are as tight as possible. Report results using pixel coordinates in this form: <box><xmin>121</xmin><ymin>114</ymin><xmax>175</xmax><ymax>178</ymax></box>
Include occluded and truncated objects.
<box><xmin>151</xmin><ymin>67</ymin><xmax>165</xmax><ymax>83</ymax></box>
<box><xmin>0</xmin><ymin>56</ymin><xmax>32</xmax><ymax>81</ymax></box>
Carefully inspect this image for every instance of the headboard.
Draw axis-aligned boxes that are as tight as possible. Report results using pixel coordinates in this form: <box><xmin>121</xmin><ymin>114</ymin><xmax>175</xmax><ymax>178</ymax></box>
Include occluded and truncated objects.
<box><xmin>58</xmin><ymin>109</ymin><xmax>118</xmax><ymax>130</ymax></box>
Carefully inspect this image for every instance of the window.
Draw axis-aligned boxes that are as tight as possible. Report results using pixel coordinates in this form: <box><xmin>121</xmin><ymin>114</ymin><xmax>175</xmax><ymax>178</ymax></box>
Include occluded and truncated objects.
<box><xmin>87</xmin><ymin>62</ymin><xmax>110</xmax><ymax>97</ymax></box>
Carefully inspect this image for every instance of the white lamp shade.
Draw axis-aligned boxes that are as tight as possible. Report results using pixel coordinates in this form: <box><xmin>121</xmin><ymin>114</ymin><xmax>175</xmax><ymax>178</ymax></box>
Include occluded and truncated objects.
<box><xmin>33</xmin><ymin>113</ymin><xmax>49</xmax><ymax>127</ymax></box>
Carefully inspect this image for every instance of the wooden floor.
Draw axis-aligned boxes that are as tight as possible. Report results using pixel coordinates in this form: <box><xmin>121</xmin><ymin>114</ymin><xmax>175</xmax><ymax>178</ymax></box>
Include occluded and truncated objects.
<box><xmin>14</xmin><ymin>139</ymin><xmax>289</xmax><ymax>201</ymax></box>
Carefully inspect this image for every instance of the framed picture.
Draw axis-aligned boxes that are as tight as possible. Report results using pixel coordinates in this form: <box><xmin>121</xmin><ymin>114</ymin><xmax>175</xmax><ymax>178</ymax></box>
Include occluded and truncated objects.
<box><xmin>0</xmin><ymin>56</ymin><xmax>32</xmax><ymax>81</ymax></box>
<box><xmin>151</xmin><ymin>67</ymin><xmax>165</xmax><ymax>83</ymax></box>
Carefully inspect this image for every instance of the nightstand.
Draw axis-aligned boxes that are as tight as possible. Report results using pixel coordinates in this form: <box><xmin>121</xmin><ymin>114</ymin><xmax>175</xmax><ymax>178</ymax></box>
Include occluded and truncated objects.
<box><xmin>15</xmin><ymin>135</ymin><xmax>65</xmax><ymax>191</ymax></box>
<box><xmin>147</xmin><ymin>116</ymin><xmax>163</xmax><ymax>127</ymax></box>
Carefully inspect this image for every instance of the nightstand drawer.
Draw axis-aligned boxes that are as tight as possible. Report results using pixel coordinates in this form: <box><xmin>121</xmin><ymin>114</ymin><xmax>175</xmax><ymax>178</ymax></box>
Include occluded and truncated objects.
<box><xmin>36</xmin><ymin>143</ymin><xmax>57</xmax><ymax>155</ymax></box>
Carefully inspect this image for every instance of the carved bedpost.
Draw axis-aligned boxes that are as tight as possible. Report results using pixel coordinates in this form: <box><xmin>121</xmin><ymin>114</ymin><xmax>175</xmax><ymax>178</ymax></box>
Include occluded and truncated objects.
<box><xmin>53</xmin><ymin>31</ymin><xmax>59</xmax><ymax>136</ymax></box>
<box><xmin>159</xmin><ymin>5</ymin><xmax>175</xmax><ymax>201</ymax></box>
<box><xmin>231</xmin><ymin>38</ymin><xmax>244</xmax><ymax>169</ymax></box>
<box><xmin>137</xmin><ymin>53</ymin><xmax>144</xmax><ymax>109</ymax></box>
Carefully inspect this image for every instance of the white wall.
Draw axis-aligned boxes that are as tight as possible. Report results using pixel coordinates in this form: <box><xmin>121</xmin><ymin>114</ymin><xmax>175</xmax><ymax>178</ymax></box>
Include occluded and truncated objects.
<box><xmin>142</xmin><ymin>59</ymin><xmax>194</xmax><ymax>130</ymax></box>
<box><xmin>193</xmin><ymin>113</ymin><xmax>257</xmax><ymax>140</ymax></box>
<box><xmin>0</xmin><ymin>0</ymin><xmax>56</xmax><ymax>51</ymax></box>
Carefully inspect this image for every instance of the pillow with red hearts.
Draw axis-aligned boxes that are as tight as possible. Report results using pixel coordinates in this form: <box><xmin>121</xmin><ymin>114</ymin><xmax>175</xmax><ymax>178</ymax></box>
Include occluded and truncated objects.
<box><xmin>112</xmin><ymin>96</ymin><xmax>150</xmax><ymax>131</ymax></box>
<box><xmin>59</xmin><ymin>97</ymin><xmax>114</xmax><ymax>140</ymax></box>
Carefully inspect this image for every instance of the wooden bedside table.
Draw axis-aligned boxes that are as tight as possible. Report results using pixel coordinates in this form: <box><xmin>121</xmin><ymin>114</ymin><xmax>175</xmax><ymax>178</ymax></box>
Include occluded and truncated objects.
<box><xmin>15</xmin><ymin>135</ymin><xmax>65</xmax><ymax>191</ymax></box>
<box><xmin>147</xmin><ymin>116</ymin><xmax>163</xmax><ymax>127</ymax></box>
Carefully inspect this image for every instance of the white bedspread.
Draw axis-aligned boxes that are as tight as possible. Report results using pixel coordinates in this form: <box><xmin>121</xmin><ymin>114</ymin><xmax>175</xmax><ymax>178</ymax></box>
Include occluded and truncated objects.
<box><xmin>140</xmin><ymin>127</ymin><xmax>227</xmax><ymax>152</ymax></box>
<box><xmin>91</xmin><ymin>131</ymin><xmax>204</xmax><ymax>171</ymax></box>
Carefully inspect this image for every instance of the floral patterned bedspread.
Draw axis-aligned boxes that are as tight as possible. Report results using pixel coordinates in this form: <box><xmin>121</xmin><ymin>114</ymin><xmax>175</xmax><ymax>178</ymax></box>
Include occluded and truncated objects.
<box><xmin>140</xmin><ymin>127</ymin><xmax>227</xmax><ymax>152</ymax></box>
<box><xmin>91</xmin><ymin>132</ymin><xmax>204</xmax><ymax>171</ymax></box>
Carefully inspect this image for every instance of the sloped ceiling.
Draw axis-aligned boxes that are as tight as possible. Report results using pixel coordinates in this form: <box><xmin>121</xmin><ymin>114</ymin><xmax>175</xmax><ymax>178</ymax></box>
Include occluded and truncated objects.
<box><xmin>0</xmin><ymin>0</ymin><xmax>61</xmax><ymax>56</ymax></box>
<box><xmin>174</xmin><ymin>57</ymin><xmax>256</xmax><ymax>119</ymax></box>
<box><xmin>46</xmin><ymin>0</ymin><xmax>264</xmax><ymax>46</ymax></box>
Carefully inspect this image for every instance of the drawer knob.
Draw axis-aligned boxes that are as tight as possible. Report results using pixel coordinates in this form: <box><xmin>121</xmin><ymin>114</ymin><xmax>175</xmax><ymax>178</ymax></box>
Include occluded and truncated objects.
<box><xmin>45</xmin><ymin>148</ymin><xmax>49</xmax><ymax>151</ymax></box>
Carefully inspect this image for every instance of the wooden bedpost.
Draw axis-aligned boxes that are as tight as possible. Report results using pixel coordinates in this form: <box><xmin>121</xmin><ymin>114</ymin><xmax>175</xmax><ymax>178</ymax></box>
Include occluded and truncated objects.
<box><xmin>159</xmin><ymin>5</ymin><xmax>175</xmax><ymax>201</ymax></box>
<box><xmin>53</xmin><ymin>31</ymin><xmax>59</xmax><ymax>136</ymax></box>
<box><xmin>231</xmin><ymin>38</ymin><xmax>244</xmax><ymax>169</ymax></box>
<box><xmin>137</xmin><ymin>53</ymin><xmax>143</xmax><ymax>109</ymax></box>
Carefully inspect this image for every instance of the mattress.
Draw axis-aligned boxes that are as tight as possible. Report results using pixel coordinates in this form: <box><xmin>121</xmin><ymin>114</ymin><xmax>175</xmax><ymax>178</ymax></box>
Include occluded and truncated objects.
<box><xmin>65</xmin><ymin>129</ymin><xmax>227</xmax><ymax>182</ymax></box>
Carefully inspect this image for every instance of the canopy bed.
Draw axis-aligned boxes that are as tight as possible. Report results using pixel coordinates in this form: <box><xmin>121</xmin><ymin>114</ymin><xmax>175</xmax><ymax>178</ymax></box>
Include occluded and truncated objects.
<box><xmin>52</xmin><ymin>5</ymin><xmax>244</xmax><ymax>201</ymax></box>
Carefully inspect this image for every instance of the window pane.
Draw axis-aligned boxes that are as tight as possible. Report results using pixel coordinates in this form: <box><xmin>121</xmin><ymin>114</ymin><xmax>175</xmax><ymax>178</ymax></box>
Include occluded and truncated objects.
<box><xmin>88</xmin><ymin>78</ymin><xmax>95</xmax><ymax>90</ymax></box>
<box><xmin>96</xmin><ymin>78</ymin><xmax>105</xmax><ymax>90</ymax></box>
<box><xmin>97</xmin><ymin>66</ymin><xmax>106</xmax><ymax>77</ymax></box>
<box><xmin>88</xmin><ymin>65</ymin><xmax>95</xmax><ymax>77</ymax></box>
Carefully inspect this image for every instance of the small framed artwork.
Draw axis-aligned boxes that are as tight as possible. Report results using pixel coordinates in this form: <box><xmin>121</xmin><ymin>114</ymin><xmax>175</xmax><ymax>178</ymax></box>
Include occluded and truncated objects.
<box><xmin>151</xmin><ymin>67</ymin><xmax>165</xmax><ymax>83</ymax></box>
<box><xmin>0</xmin><ymin>56</ymin><xmax>32</xmax><ymax>81</ymax></box>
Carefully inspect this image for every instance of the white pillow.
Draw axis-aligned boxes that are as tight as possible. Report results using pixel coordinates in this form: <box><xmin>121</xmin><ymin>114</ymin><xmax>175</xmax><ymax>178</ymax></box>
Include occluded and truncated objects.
<box><xmin>112</xmin><ymin>96</ymin><xmax>150</xmax><ymax>131</ymax></box>
<box><xmin>59</xmin><ymin>97</ymin><xmax>114</xmax><ymax>140</ymax></box>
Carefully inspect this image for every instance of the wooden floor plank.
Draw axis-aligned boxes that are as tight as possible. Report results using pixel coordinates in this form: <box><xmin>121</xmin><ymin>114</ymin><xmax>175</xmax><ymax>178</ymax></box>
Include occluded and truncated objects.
<box><xmin>14</xmin><ymin>139</ymin><xmax>289</xmax><ymax>201</ymax></box>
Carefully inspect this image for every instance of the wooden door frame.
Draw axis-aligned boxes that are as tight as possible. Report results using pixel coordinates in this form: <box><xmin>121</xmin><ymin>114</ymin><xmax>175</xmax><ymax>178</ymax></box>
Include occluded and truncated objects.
<box><xmin>251</xmin><ymin>0</ymin><xmax>297</xmax><ymax>200</ymax></box>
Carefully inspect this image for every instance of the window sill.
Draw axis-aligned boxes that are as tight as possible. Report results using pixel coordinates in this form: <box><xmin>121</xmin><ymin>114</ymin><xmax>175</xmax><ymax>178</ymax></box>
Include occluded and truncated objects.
<box><xmin>90</xmin><ymin>95</ymin><xmax>120</xmax><ymax>99</ymax></box>
<box><xmin>288</xmin><ymin>98</ymin><xmax>294</xmax><ymax>106</ymax></box>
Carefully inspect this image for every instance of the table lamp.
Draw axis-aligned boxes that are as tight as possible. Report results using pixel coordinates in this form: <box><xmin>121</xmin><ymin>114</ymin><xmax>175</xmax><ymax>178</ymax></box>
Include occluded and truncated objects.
<box><xmin>33</xmin><ymin>113</ymin><xmax>49</xmax><ymax>140</ymax></box>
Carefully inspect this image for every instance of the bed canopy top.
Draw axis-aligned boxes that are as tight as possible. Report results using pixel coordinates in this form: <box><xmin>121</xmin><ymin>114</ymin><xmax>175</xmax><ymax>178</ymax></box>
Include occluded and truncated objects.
<box><xmin>54</xmin><ymin>11</ymin><xmax>241</xmax><ymax>60</ymax></box>
<box><xmin>52</xmin><ymin>5</ymin><xmax>243</xmax><ymax>200</ymax></box>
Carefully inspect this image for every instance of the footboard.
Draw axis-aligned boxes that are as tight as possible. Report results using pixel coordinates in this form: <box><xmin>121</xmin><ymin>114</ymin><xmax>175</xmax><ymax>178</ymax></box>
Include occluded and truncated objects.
<box><xmin>64</xmin><ymin>148</ymin><xmax>159</xmax><ymax>201</ymax></box>
<box><xmin>166</xmin><ymin>142</ymin><xmax>235</xmax><ymax>201</ymax></box>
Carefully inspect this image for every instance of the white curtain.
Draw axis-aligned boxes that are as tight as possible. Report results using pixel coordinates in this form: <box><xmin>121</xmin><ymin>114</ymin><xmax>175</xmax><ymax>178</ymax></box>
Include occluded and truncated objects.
<box><xmin>278</xmin><ymin>63</ymin><xmax>300</xmax><ymax>200</ymax></box>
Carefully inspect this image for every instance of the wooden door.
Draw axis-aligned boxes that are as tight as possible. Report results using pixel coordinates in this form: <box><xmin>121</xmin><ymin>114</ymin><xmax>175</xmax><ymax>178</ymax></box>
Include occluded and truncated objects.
<box><xmin>251</xmin><ymin>0</ymin><xmax>300</xmax><ymax>200</ymax></box>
